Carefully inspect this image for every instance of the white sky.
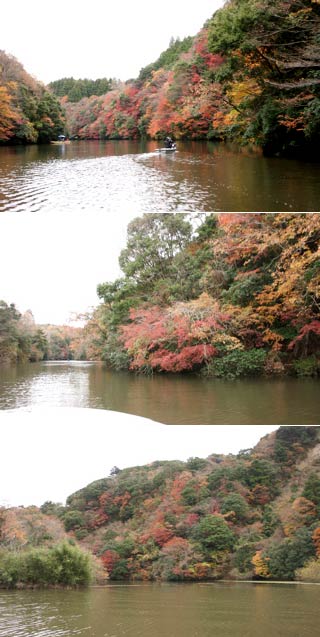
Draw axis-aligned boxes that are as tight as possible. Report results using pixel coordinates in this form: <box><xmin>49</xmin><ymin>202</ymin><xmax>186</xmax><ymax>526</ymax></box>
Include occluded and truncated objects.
<box><xmin>0</xmin><ymin>210</ymin><xmax>138</xmax><ymax>324</ymax></box>
<box><xmin>0</xmin><ymin>407</ymin><xmax>278</xmax><ymax>506</ymax></box>
<box><xmin>1</xmin><ymin>1</ymin><xmax>225</xmax><ymax>84</ymax></box>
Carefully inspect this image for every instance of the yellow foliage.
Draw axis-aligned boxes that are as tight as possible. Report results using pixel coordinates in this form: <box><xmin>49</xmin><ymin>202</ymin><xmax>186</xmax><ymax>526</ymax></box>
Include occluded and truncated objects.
<box><xmin>223</xmin><ymin>109</ymin><xmax>239</xmax><ymax>126</ymax></box>
<box><xmin>296</xmin><ymin>558</ymin><xmax>320</xmax><ymax>582</ymax></box>
<box><xmin>227</xmin><ymin>79</ymin><xmax>261</xmax><ymax>107</ymax></box>
<box><xmin>251</xmin><ymin>550</ymin><xmax>270</xmax><ymax>578</ymax></box>
<box><xmin>211</xmin><ymin>333</ymin><xmax>244</xmax><ymax>351</ymax></box>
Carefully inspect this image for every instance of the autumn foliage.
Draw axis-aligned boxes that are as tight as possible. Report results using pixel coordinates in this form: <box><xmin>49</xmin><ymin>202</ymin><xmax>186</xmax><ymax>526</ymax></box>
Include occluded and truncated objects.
<box><xmin>52</xmin><ymin>0</ymin><xmax>320</xmax><ymax>158</ymax></box>
<box><xmin>0</xmin><ymin>51</ymin><xmax>65</xmax><ymax>144</ymax></box>
<box><xmin>1</xmin><ymin>427</ymin><xmax>319</xmax><ymax>585</ymax></box>
<box><xmin>23</xmin><ymin>426</ymin><xmax>317</xmax><ymax>583</ymax></box>
<box><xmin>94</xmin><ymin>213</ymin><xmax>320</xmax><ymax>378</ymax></box>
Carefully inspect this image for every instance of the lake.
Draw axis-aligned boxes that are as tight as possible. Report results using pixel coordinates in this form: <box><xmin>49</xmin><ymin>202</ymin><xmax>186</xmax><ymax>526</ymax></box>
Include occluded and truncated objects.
<box><xmin>0</xmin><ymin>140</ymin><xmax>319</xmax><ymax>212</ymax></box>
<box><xmin>0</xmin><ymin>582</ymin><xmax>319</xmax><ymax>637</ymax></box>
<box><xmin>0</xmin><ymin>361</ymin><xmax>319</xmax><ymax>424</ymax></box>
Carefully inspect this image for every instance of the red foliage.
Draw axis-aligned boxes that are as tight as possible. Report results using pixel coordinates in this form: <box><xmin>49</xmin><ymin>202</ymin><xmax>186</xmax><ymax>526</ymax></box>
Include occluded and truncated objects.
<box><xmin>184</xmin><ymin>513</ymin><xmax>200</xmax><ymax>527</ymax></box>
<box><xmin>288</xmin><ymin>321</ymin><xmax>320</xmax><ymax>350</ymax></box>
<box><xmin>101</xmin><ymin>549</ymin><xmax>120</xmax><ymax>572</ymax></box>
<box><xmin>121</xmin><ymin>297</ymin><xmax>227</xmax><ymax>372</ymax></box>
<box><xmin>170</xmin><ymin>472</ymin><xmax>193</xmax><ymax>501</ymax></box>
<box><xmin>151</xmin><ymin>525</ymin><xmax>174</xmax><ymax>547</ymax></box>
<box><xmin>149</xmin><ymin>344</ymin><xmax>217</xmax><ymax>372</ymax></box>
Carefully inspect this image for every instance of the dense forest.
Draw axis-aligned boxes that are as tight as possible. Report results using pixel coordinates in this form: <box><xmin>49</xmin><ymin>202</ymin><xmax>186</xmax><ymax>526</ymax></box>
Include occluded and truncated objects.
<box><xmin>1</xmin><ymin>426</ymin><xmax>320</xmax><ymax>586</ymax></box>
<box><xmin>61</xmin><ymin>0</ymin><xmax>320</xmax><ymax>157</ymax></box>
<box><xmin>88</xmin><ymin>213</ymin><xmax>320</xmax><ymax>378</ymax></box>
<box><xmin>0</xmin><ymin>51</ymin><xmax>65</xmax><ymax>144</ymax></box>
<box><xmin>1</xmin><ymin>1</ymin><xmax>319</xmax><ymax>155</ymax></box>
<box><xmin>0</xmin><ymin>302</ymin><xmax>84</xmax><ymax>363</ymax></box>
<box><xmin>1</xmin><ymin>213</ymin><xmax>320</xmax><ymax>377</ymax></box>
<box><xmin>48</xmin><ymin>77</ymin><xmax>114</xmax><ymax>102</ymax></box>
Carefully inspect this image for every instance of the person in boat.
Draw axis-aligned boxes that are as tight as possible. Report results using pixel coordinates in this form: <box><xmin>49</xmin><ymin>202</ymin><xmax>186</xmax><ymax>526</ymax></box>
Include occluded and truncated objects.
<box><xmin>164</xmin><ymin>136</ymin><xmax>174</xmax><ymax>148</ymax></box>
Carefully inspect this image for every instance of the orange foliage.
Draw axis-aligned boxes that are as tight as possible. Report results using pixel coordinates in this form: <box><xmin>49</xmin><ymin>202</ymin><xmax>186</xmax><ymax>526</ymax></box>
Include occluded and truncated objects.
<box><xmin>251</xmin><ymin>550</ymin><xmax>270</xmax><ymax>578</ymax></box>
<box><xmin>0</xmin><ymin>85</ymin><xmax>20</xmax><ymax>140</ymax></box>
<box><xmin>312</xmin><ymin>527</ymin><xmax>320</xmax><ymax>557</ymax></box>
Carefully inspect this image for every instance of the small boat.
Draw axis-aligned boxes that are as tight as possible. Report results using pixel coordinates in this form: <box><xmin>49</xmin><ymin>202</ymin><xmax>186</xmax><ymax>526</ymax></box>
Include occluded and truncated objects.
<box><xmin>50</xmin><ymin>140</ymin><xmax>71</xmax><ymax>145</ymax></box>
<box><xmin>156</xmin><ymin>144</ymin><xmax>177</xmax><ymax>152</ymax></box>
<box><xmin>51</xmin><ymin>135</ymin><xmax>71</xmax><ymax>145</ymax></box>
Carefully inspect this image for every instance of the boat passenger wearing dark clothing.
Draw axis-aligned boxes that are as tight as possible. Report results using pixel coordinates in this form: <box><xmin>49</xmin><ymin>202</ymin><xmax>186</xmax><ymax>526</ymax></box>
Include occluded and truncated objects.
<box><xmin>164</xmin><ymin>136</ymin><xmax>174</xmax><ymax>148</ymax></box>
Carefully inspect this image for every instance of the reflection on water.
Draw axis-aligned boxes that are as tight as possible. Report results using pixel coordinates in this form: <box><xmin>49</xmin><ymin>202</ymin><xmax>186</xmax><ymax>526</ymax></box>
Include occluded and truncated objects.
<box><xmin>0</xmin><ymin>583</ymin><xmax>319</xmax><ymax>637</ymax></box>
<box><xmin>0</xmin><ymin>361</ymin><xmax>319</xmax><ymax>424</ymax></box>
<box><xmin>0</xmin><ymin>140</ymin><xmax>319</xmax><ymax>212</ymax></box>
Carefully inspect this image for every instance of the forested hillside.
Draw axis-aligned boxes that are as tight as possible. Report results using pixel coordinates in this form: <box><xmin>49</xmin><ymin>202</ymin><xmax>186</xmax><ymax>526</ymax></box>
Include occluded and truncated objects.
<box><xmin>48</xmin><ymin>77</ymin><xmax>113</xmax><ymax>102</ymax></box>
<box><xmin>1</xmin><ymin>213</ymin><xmax>319</xmax><ymax>374</ymax></box>
<box><xmin>1</xmin><ymin>427</ymin><xmax>320</xmax><ymax>586</ymax></box>
<box><xmin>1</xmin><ymin>1</ymin><xmax>319</xmax><ymax>155</ymax></box>
<box><xmin>0</xmin><ymin>51</ymin><xmax>65</xmax><ymax>143</ymax></box>
<box><xmin>61</xmin><ymin>0</ymin><xmax>320</xmax><ymax>157</ymax></box>
<box><xmin>87</xmin><ymin>213</ymin><xmax>320</xmax><ymax>378</ymax></box>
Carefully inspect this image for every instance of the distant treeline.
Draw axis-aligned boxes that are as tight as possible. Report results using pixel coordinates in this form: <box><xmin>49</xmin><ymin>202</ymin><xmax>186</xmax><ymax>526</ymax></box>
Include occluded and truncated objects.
<box><xmin>48</xmin><ymin>77</ymin><xmax>113</xmax><ymax>102</ymax></box>
<box><xmin>0</xmin><ymin>301</ymin><xmax>86</xmax><ymax>363</ymax></box>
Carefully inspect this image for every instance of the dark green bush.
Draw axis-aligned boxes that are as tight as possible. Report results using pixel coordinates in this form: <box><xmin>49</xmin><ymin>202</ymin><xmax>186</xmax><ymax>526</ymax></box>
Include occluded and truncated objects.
<box><xmin>192</xmin><ymin>515</ymin><xmax>235</xmax><ymax>555</ymax></box>
<box><xmin>203</xmin><ymin>349</ymin><xmax>267</xmax><ymax>379</ymax></box>
<box><xmin>293</xmin><ymin>356</ymin><xmax>319</xmax><ymax>377</ymax></box>
<box><xmin>266</xmin><ymin>528</ymin><xmax>315</xmax><ymax>580</ymax></box>
<box><xmin>220</xmin><ymin>494</ymin><xmax>249</xmax><ymax>522</ymax></box>
<box><xmin>0</xmin><ymin>542</ymin><xmax>93</xmax><ymax>588</ymax></box>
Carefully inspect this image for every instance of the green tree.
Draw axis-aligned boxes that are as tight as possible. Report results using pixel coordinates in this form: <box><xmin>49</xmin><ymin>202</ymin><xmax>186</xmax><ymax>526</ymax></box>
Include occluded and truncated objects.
<box><xmin>267</xmin><ymin>528</ymin><xmax>315</xmax><ymax>580</ymax></box>
<box><xmin>234</xmin><ymin>541</ymin><xmax>257</xmax><ymax>573</ymax></box>
<box><xmin>63</xmin><ymin>510</ymin><xmax>85</xmax><ymax>532</ymax></box>
<box><xmin>220</xmin><ymin>493</ymin><xmax>249</xmax><ymax>522</ymax></box>
<box><xmin>302</xmin><ymin>473</ymin><xmax>320</xmax><ymax>514</ymax></box>
<box><xmin>243</xmin><ymin>459</ymin><xmax>279</xmax><ymax>492</ymax></box>
<box><xmin>118</xmin><ymin>214</ymin><xmax>193</xmax><ymax>289</ymax></box>
<box><xmin>193</xmin><ymin>515</ymin><xmax>235</xmax><ymax>554</ymax></box>
<box><xmin>207</xmin><ymin>0</ymin><xmax>320</xmax><ymax>156</ymax></box>
<box><xmin>35</xmin><ymin>91</ymin><xmax>65</xmax><ymax>142</ymax></box>
<box><xmin>0</xmin><ymin>300</ymin><xmax>21</xmax><ymax>362</ymax></box>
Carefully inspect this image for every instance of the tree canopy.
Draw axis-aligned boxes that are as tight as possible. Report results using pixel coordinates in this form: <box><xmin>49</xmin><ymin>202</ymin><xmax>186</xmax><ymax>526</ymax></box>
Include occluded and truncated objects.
<box><xmin>0</xmin><ymin>51</ymin><xmax>65</xmax><ymax>143</ymax></box>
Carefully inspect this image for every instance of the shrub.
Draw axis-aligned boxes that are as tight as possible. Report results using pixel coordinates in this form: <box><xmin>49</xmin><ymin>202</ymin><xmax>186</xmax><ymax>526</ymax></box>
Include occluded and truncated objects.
<box><xmin>296</xmin><ymin>559</ymin><xmax>320</xmax><ymax>582</ymax></box>
<box><xmin>234</xmin><ymin>542</ymin><xmax>257</xmax><ymax>573</ymax></box>
<box><xmin>220</xmin><ymin>494</ymin><xmax>249</xmax><ymax>522</ymax></box>
<box><xmin>63</xmin><ymin>510</ymin><xmax>85</xmax><ymax>531</ymax></box>
<box><xmin>0</xmin><ymin>542</ymin><xmax>93</xmax><ymax>588</ymax></box>
<box><xmin>186</xmin><ymin>457</ymin><xmax>208</xmax><ymax>472</ymax></box>
<box><xmin>267</xmin><ymin>528</ymin><xmax>315</xmax><ymax>580</ymax></box>
<box><xmin>192</xmin><ymin>515</ymin><xmax>235</xmax><ymax>555</ymax></box>
<box><xmin>293</xmin><ymin>356</ymin><xmax>319</xmax><ymax>377</ymax></box>
<box><xmin>302</xmin><ymin>473</ymin><xmax>320</xmax><ymax>514</ymax></box>
<box><xmin>203</xmin><ymin>349</ymin><xmax>267</xmax><ymax>379</ymax></box>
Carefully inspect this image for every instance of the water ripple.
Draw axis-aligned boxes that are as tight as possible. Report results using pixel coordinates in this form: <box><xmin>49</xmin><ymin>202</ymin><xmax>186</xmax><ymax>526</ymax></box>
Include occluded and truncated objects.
<box><xmin>0</xmin><ymin>153</ymin><xmax>213</xmax><ymax>213</ymax></box>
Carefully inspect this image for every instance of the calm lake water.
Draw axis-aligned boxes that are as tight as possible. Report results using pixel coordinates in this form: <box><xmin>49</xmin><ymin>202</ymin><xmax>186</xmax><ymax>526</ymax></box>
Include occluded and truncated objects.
<box><xmin>0</xmin><ymin>361</ymin><xmax>319</xmax><ymax>424</ymax></box>
<box><xmin>0</xmin><ymin>582</ymin><xmax>319</xmax><ymax>637</ymax></box>
<box><xmin>0</xmin><ymin>140</ymin><xmax>319</xmax><ymax>212</ymax></box>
